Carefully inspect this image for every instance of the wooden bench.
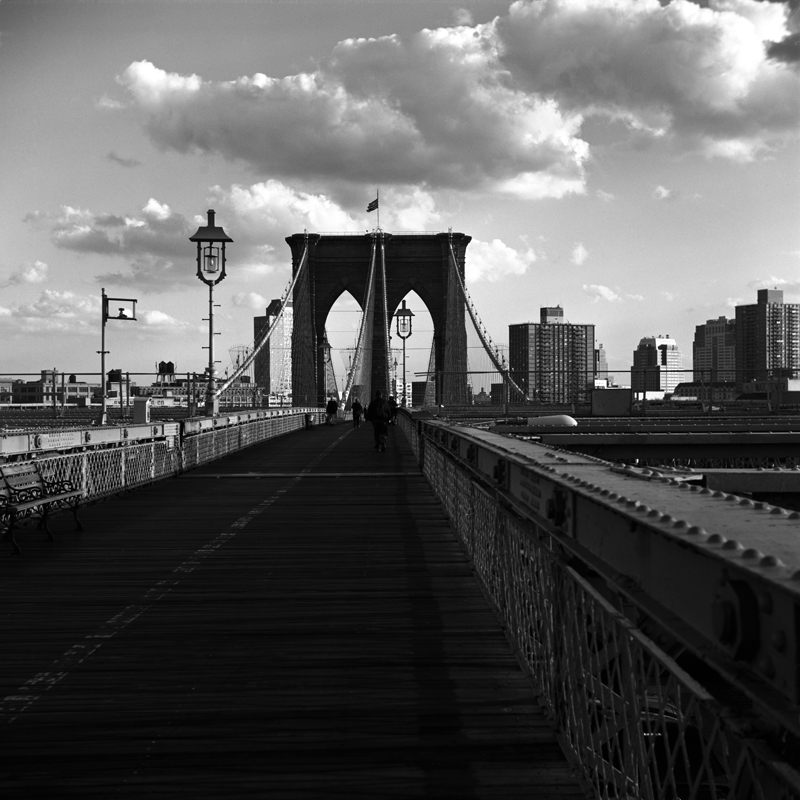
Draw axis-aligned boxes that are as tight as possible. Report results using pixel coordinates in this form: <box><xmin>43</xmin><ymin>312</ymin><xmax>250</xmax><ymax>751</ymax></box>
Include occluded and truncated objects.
<box><xmin>0</xmin><ymin>461</ymin><xmax>83</xmax><ymax>555</ymax></box>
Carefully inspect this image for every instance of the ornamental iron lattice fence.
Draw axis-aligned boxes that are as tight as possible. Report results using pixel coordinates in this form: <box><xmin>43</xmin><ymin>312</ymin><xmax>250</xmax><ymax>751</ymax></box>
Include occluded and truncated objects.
<box><xmin>398</xmin><ymin>412</ymin><xmax>800</xmax><ymax>800</ymax></box>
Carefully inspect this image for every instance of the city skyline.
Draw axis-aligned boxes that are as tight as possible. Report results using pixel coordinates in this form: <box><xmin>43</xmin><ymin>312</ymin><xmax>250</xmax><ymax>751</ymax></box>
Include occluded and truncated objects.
<box><xmin>1</xmin><ymin>0</ymin><xmax>798</xmax><ymax>382</ymax></box>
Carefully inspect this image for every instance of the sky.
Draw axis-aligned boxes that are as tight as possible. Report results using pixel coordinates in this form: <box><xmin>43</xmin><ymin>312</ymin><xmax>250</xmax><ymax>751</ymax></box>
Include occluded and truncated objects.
<box><xmin>1</xmin><ymin>0</ymin><xmax>799</xmax><ymax>386</ymax></box>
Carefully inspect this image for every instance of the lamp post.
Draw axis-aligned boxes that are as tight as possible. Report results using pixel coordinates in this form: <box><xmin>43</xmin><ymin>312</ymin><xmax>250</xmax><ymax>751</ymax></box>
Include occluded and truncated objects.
<box><xmin>394</xmin><ymin>299</ymin><xmax>414</xmax><ymax>408</ymax></box>
<box><xmin>189</xmin><ymin>209</ymin><xmax>233</xmax><ymax>417</ymax></box>
<box><xmin>98</xmin><ymin>288</ymin><xmax>137</xmax><ymax>425</ymax></box>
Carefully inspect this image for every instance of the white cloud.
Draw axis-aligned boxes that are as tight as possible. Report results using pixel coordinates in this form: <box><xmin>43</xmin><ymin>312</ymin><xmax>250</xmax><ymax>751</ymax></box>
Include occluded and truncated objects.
<box><xmin>1</xmin><ymin>260</ymin><xmax>49</xmax><ymax>287</ymax></box>
<box><xmin>51</xmin><ymin>201</ymin><xmax>191</xmax><ymax>259</ymax></box>
<box><xmin>583</xmin><ymin>284</ymin><xmax>621</xmax><ymax>303</ymax></box>
<box><xmin>139</xmin><ymin>309</ymin><xmax>195</xmax><ymax>332</ymax></box>
<box><xmin>96</xmin><ymin>94</ymin><xmax>125</xmax><ymax>111</ymax></box>
<box><xmin>748</xmin><ymin>276</ymin><xmax>800</xmax><ymax>294</ymax></box>
<box><xmin>498</xmin><ymin>0</ymin><xmax>800</xmax><ymax>160</ymax></box>
<box><xmin>232</xmin><ymin>292</ymin><xmax>268</xmax><ymax>310</ymax></box>
<box><xmin>119</xmin><ymin>23</ymin><xmax>590</xmax><ymax>200</ymax></box>
<box><xmin>571</xmin><ymin>242</ymin><xmax>589</xmax><ymax>265</ymax></box>
<box><xmin>653</xmin><ymin>185</ymin><xmax>678</xmax><ymax>201</ymax></box>
<box><xmin>726</xmin><ymin>296</ymin><xmax>744</xmax><ymax>307</ymax></box>
<box><xmin>625</xmin><ymin>293</ymin><xmax>645</xmax><ymax>302</ymax></box>
<box><xmin>661</xmin><ymin>291</ymin><xmax>678</xmax><ymax>302</ymax></box>
<box><xmin>0</xmin><ymin>290</ymin><xmax>99</xmax><ymax>334</ymax></box>
<box><xmin>596</xmin><ymin>190</ymin><xmax>615</xmax><ymax>203</ymax></box>
<box><xmin>466</xmin><ymin>238</ymin><xmax>536</xmax><ymax>283</ymax></box>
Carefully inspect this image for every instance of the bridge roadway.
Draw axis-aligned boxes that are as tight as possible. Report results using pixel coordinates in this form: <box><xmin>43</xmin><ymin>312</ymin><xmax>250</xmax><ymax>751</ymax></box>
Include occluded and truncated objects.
<box><xmin>0</xmin><ymin>421</ymin><xmax>586</xmax><ymax>798</ymax></box>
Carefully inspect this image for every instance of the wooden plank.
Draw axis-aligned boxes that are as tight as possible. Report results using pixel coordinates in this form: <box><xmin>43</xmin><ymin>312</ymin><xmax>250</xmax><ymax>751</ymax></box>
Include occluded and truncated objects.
<box><xmin>0</xmin><ymin>423</ymin><xmax>587</xmax><ymax>798</ymax></box>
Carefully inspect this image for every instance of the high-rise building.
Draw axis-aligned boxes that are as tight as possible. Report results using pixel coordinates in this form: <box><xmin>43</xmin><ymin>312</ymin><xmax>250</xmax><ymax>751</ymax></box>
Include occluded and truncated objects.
<box><xmin>594</xmin><ymin>343</ymin><xmax>609</xmax><ymax>385</ymax></box>
<box><xmin>631</xmin><ymin>336</ymin><xmax>684</xmax><ymax>394</ymax></box>
<box><xmin>509</xmin><ymin>307</ymin><xmax>595</xmax><ymax>403</ymax></box>
<box><xmin>735</xmin><ymin>289</ymin><xmax>800</xmax><ymax>388</ymax></box>
<box><xmin>253</xmin><ymin>299</ymin><xmax>293</xmax><ymax>402</ymax></box>
<box><xmin>693</xmin><ymin>316</ymin><xmax>736</xmax><ymax>382</ymax></box>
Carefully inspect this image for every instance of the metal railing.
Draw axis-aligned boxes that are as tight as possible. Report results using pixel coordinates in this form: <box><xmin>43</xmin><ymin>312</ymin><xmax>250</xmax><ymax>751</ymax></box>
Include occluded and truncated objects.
<box><xmin>29</xmin><ymin>409</ymin><xmax>322</xmax><ymax>504</ymax></box>
<box><xmin>398</xmin><ymin>412</ymin><xmax>800</xmax><ymax>799</ymax></box>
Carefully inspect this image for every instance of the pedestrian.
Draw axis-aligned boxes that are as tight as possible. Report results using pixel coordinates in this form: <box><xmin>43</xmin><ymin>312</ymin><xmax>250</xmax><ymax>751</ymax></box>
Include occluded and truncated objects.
<box><xmin>388</xmin><ymin>395</ymin><xmax>398</xmax><ymax>425</ymax></box>
<box><xmin>366</xmin><ymin>389</ymin><xmax>390</xmax><ymax>452</ymax></box>
<box><xmin>325</xmin><ymin>395</ymin><xmax>338</xmax><ymax>425</ymax></box>
<box><xmin>351</xmin><ymin>397</ymin><xmax>363</xmax><ymax>429</ymax></box>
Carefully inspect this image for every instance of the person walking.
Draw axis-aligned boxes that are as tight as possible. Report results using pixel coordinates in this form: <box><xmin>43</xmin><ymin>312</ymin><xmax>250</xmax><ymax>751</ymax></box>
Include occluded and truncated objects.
<box><xmin>325</xmin><ymin>395</ymin><xmax>338</xmax><ymax>425</ymax></box>
<box><xmin>366</xmin><ymin>389</ymin><xmax>390</xmax><ymax>452</ymax></box>
<box><xmin>388</xmin><ymin>395</ymin><xmax>398</xmax><ymax>425</ymax></box>
<box><xmin>351</xmin><ymin>397</ymin><xmax>363</xmax><ymax>429</ymax></box>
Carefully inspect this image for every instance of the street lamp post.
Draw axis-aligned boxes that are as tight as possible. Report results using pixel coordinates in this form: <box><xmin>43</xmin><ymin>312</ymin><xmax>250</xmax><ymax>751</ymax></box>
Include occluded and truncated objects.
<box><xmin>189</xmin><ymin>209</ymin><xmax>233</xmax><ymax>417</ymax></box>
<box><xmin>394</xmin><ymin>299</ymin><xmax>414</xmax><ymax>408</ymax></box>
<box><xmin>98</xmin><ymin>288</ymin><xmax>137</xmax><ymax>425</ymax></box>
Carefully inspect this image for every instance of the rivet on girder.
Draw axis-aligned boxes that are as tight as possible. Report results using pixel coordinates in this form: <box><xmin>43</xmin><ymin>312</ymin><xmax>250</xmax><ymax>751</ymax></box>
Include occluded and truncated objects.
<box><xmin>742</xmin><ymin>548</ymin><xmax>763</xmax><ymax>560</ymax></box>
<box><xmin>759</xmin><ymin>556</ymin><xmax>781</xmax><ymax>568</ymax></box>
<box><xmin>739</xmin><ymin>498</ymin><xmax>754</xmax><ymax>506</ymax></box>
<box><xmin>723</xmin><ymin>540</ymin><xmax>742</xmax><ymax>551</ymax></box>
<box><xmin>707</xmin><ymin>533</ymin><xmax>726</xmax><ymax>544</ymax></box>
<box><xmin>770</xmin><ymin>507</ymin><xmax>786</xmax><ymax>515</ymax></box>
<box><xmin>673</xmin><ymin>520</ymin><xmax>689</xmax><ymax>530</ymax></box>
<box><xmin>687</xmin><ymin>526</ymin><xmax>706</xmax><ymax>535</ymax></box>
<box><xmin>660</xmin><ymin>514</ymin><xmax>675</xmax><ymax>524</ymax></box>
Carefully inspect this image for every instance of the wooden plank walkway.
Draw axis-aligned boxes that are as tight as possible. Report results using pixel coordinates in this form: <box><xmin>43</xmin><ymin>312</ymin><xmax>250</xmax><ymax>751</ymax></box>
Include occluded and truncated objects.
<box><xmin>0</xmin><ymin>421</ymin><xmax>586</xmax><ymax>798</ymax></box>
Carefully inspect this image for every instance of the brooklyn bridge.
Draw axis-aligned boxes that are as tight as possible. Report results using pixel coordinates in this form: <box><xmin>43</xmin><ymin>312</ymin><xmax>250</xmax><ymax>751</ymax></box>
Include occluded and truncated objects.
<box><xmin>1</xmin><ymin>229</ymin><xmax>799</xmax><ymax>799</ymax></box>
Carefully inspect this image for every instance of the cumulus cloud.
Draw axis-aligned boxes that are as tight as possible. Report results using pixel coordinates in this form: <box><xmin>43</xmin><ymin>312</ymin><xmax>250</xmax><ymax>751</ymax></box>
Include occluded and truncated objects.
<box><xmin>0</xmin><ymin>290</ymin><xmax>100</xmax><ymax>335</ymax></box>
<box><xmin>0</xmin><ymin>290</ymin><xmax>197</xmax><ymax>337</ymax></box>
<box><xmin>107</xmin><ymin>151</ymin><xmax>142</xmax><ymax>168</ymax></box>
<box><xmin>653</xmin><ymin>185</ymin><xmax>678</xmax><ymax>201</ymax></box>
<box><xmin>117</xmin><ymin>0</ymin><xmax>800</xmax><ymax>198</ymax></box>
<box><xmin>748</xmin><ymin>276</ymin><xmax>800</xmax><ymax>293</ymax></box>
<box><xmin>232</xmin><ymin>292</ymin><xmax>269</xmax><ymax>310</ymax></box>
<box><xmin>571</xmin><ymin>242</ymin><xmax>589</xmax><ymax>265</ymax></box>
<box><xmin>498</xmin><ymin>0</ymin><xmax>800</xmax><ymax>161</ymax></box>
<box><xmin>583</xmin><ymin>284</ymin><xmax>620</xmax><ymax>303</ymax></box>
<box><xmin>466</xmin><ymin>238</ymin><xmax>536</xmax><ymax>282</ymax></box>
<box><xmin>118</xmin><ymin>24</ymin><xmax>589</xmax><ymax>199</ymax></box>
<box><xmin>1</xmin><ymin>260</ymin><xmax>49</xmax><ymax>287</ymax></box>
<box><xmin>51</xmin><ymin>200</ymin><xmax>192</xmax><ymax>259</ymax></box>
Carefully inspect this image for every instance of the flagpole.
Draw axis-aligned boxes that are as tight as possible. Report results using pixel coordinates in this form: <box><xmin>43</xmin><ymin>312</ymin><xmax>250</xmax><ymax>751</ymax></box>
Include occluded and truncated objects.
<box><xmin>377</xmin><ymin>187</ymin><xmax>380</xmax><ymax>231</ymax></box>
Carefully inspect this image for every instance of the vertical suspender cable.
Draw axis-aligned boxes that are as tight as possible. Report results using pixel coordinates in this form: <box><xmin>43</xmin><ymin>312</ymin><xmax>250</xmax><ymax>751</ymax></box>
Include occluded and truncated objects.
<box><xmin>447</xmin><ymin>235</ymin><xmax>530</xmax><ymax>402</ymax></box>
<box><xmin>379</xmin><ymin>233</ymin><xmax>391</xmax><ymax>397</ymax></box>
<box><xmin>341</xmin><ymin>236</ymin><xmax>378</xmax><ymax>405</ymax></box>
<box><xmin>214</xmin><ymin>235</ymin><xmax>311</xmax><ymax>398</ymax></box>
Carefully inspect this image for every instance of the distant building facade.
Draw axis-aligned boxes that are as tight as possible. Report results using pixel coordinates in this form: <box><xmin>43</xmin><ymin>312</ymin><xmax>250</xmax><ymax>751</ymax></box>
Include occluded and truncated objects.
<box><xmin>509</xmin><ymin>306</ymin><xmax>595</xmax><ymax>404</ymax></box>
<box><xmin>631</xmin><ymin>336</ymin><xmax>685</xmax><ymax>394</ymax></box>
<box><xmin>735</xmin><ymin>289</ymin><xmax>800</xmax><ymax>389</ymax></box>
<box><xmin>253</xmin><ymin>299</ymin><xmax>292</xmax><ymax>403</ymax></box>
<box><xmin>693</xmin><ymin>316</ymin><xmax>736</xmax><ymax>382</ymax></box>
<box><xmin>594</xmin><ymin>343</ymin><xmax>609</xmax><ymax>386</ymax></box>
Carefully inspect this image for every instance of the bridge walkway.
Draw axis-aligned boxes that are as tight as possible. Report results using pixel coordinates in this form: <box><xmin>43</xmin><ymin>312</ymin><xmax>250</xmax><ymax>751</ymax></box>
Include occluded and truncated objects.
<box><xmin>0</xmin><ymin>420</ymin><xmax>586</xmax><ymax>798</ymax></box>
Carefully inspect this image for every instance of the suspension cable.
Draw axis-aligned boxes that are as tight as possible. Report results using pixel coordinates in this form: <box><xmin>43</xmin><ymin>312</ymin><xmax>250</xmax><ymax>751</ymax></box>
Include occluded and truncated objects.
<box><xmin>341</xmin><ymin>235</ymin><xmax>378</xmax><ymax>405</ymax></box>
<box><xmin>379</xmin><ymin>233</ymin><xmax>391</xmax><ymax>396</ymax></box>
<box><xmin>214</xmin><ymin>233</ymin><xmax>311</xmax><ymax>398</ymax></box>
<box><xmin>447</xmin><ymin>233</ymin><xmax>530</xmax><ymax>402</ymax></box>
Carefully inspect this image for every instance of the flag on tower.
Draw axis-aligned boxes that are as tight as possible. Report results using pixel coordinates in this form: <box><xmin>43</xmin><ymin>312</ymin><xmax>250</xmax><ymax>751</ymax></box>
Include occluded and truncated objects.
<box><xmin>366</xmin><ymin>197</ymin><xmax>379</xmax><ymax>213</ymax></box>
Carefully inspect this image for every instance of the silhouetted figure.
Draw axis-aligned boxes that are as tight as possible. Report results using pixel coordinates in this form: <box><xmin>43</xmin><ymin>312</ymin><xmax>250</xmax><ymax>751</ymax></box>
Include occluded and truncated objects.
<box><xmin>351</xmin><ymin>397</ymin><xmax>363</xmax><ymax>428</ymax></box>
<box><xmin>325</xmin><ymin>396</ymin><xmax>338</xmax><ymax>425</ymax></box>
<box><xmin>388</xmin><ymin>395</ymin><xmax>398</xmax><ymax>425</ymax></box>
<box><xmin>366</xmin><ymin>390</ymin><xmax>390</xmax><ymax>452</ymax></box>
